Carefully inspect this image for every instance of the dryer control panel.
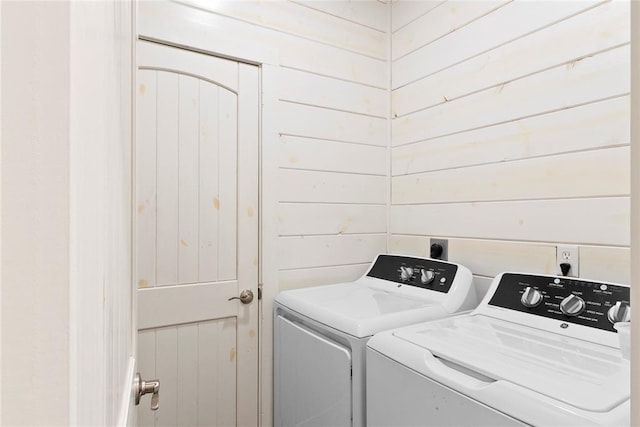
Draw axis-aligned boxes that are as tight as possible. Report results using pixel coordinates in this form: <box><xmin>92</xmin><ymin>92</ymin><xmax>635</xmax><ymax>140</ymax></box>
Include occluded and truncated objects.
<box><xmin>367</xmin><ymin>255</ymin><xmax>458</xmax><ymax>293</ymax></box>
<box><xmin>488</xmin><ymin>273</ymin><xmax>630</xmax><ymax>332</ymax></box>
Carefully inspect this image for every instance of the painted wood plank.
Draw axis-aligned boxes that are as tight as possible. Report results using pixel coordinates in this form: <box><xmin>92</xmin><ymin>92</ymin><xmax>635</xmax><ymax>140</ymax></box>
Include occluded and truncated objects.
<box><xmin>138</xmin><ymin>40</ymin><xmax>238</xmax><ymax>92</ymax></box>
<box><xmin>391</xmin><ymin>0</ymin><xmax>444</xmax><ymax>32</ymax></box>
<box><xmin>278</xmin><ymin>203</ymin><xmax>387</xmax><ymax>236</ymax></box>
<box><xmin>279</xmin><ymin>169</ymin><xmax>387</xmax><ymax>204</ymax></box>
<box><xmin>155</xmin><ymin>327</ymin><xmax>178</xmax><ymax>427</ymax></box>
<box><xmin>392</xmin><ymin>147</ymin><xmax>630</xmax><ymax>204</ymax></box>
<box><xmin>197</xmin><ymin>321</ymin><xmax>219</xmax><ymax>427</ymax></box>
<box><xmin>292</xmin><ymin>0</ymin><xmax>388</xmax><ymax>32</ymax></box>
<box><xmin>394</xmin><ymin>1</ymin><xmax>631</xmax><ymax>116</ymax></box>
<box><xmin>392</xmin><ymin>0</ymin><xmax>509</xmax><ymax>61</ymax></box>
<box><xmin>390</xmin><ymin>197</ymin><xmax>630</xmax><ymax>246</ymax></box>
<box><xmin>217</xmin><ymin>89</ymin><xmax>238</xmax><ymax>281</ymax></box>
<box><xmin>177</xmin><ymin>0</ymin><xmax>387</xmax><ymax>59</ymax></box>
<box><xmin>580</xmin><ymin>246</ymin><xmax>631</xmax><ymax>285</ymax></box>
<box><xmin>236</xmin><ymin>62</ymin><xmax>260</xmax><ymax>427</ymax></box>
<box><xmin>137</xmin><ymin>331</ymin><xmax>157</xmax><ymax>427</ymax></box>
<box><xmin>279</xmin><ymin>67</ymin><xmax>387</xmax><ymax>118</ymax></box>
<box><xmin>393</xmin><ymin>45</ymin><xmax>630</xmax><ymax>146</ymax></box>
<box><xmin>259</xmin><ymin>64</ymin><xmax>281</xmax><ymax>427</ymax></box>
<box><xmin>198</xmin><ymin>82</ymin><xmax>219</xmax><ymax>283</ymax></box>
<box><xmin>178</xmin><ymin>75</ymin><xmax>200</xmax><ymax>284</ymax></box>
<box><xmin>278</xmin><ymin>234</ymin><xmax>387</xmax><ymax>270</ymax></box>
<box><xmin>138</xmin><ymin>281</ymin><xmax>238</xmax><ymax>330</ymax></box>
<box><xmin>447</xmin><ymin>239</ymin><xmax>556</xmax><ymax>277</ymax></box>
<box><xmin>217</xmin><ymin>318</ymin><xmax>237</xmax><ymax>427</ymax></box>
<box><xmin>280</xmin><ymin>135</ymin><xmax>387</xmax><ymax>175</ymax></box>
<box><xmin>280</xmin><ymin>102</ymin><xmax>387</xmax><ymax>146</ymax></box>
<box><xmin>278</xmin><ymin>263</ymin><xmax>371</xmax><ymax>291</ymax></box>
<box><xmin>392</xmin><ymin>96</ymin><xmax>630</xmax><ymax>176</ymax></box>
<box><xmin>388</xmin><ymin>234</ymin><xmax>430</xmax><ymax>257</ymax></box>
<box><xmin>177</xmin><ymin>324</ymin><xmax>198</xmax><ymax>426</ymax></box>
<box><xmin>392</xmin><ymin>0</ymin><xmax>600</xmax><ymax>89</ymax></box>
<box><xmin>136</xmin><ymin>70</ymin><xmax>157</xmax><ymax>289</ymax></box>
<box><xmin>139</xmin><ymin>1</ymin><xmax>387</xmax><ymax>88</ymax></box>
<box><xmin>156</xmin><ymin>71</ymin><xmax>180</xmax><ymax>286</ymax></box>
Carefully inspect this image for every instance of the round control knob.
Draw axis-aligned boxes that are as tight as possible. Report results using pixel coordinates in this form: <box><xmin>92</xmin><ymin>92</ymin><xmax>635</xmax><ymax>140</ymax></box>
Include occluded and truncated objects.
<box><xmin>400</xmin><ymin>266</ymin><xmax>413</xmax><ymax>281</ymax></box>
<box><xmin>607</xmin><ymin>301</ymin><xmax>630</xmax><ymax>324</ymax></box>
<box><xmin>421</xmin><ymin>269</ymin><xmax>435</xmax><ymax>285</ymax></box>
<box><xmin>560</xmin><ymin>294</ymin><xmax>585</xmax><ymax>317</ymax></box>
<box><xmin>520</xmin><ymin>287</ymin><xmax>543</xmax><ymax>308</ymax></box>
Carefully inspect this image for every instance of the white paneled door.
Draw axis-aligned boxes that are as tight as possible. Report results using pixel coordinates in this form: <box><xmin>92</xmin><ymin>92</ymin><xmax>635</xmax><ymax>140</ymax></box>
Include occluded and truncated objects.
<box><xmin>135</xmin><ymin>40</ymin><xmax>259</xmax><ymax>427</ymax></box>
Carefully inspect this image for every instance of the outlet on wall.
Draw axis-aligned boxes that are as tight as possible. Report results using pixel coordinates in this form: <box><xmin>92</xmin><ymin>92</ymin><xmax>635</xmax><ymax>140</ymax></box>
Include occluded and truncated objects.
<box><xmin>430</xmin><ymin>238</ymin><xmax>448</xmax><ymax>261</ymax></box>
<box><xmin>556</xmin><ymin>245</ymin><xmax>579</xmax><ymax>277</ymax></box>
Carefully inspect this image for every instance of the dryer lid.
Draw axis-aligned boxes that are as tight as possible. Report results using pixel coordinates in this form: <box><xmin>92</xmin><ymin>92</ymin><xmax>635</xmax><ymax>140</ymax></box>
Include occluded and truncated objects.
<box><xmin>275</xmin><ymin>281</ymin><xmax>448</xmax><ymax>338</ymax></box>
<box><xmin>393</xmin><ymin>314</ymin><xmax>630</xmax><ymax>412</ymax></box>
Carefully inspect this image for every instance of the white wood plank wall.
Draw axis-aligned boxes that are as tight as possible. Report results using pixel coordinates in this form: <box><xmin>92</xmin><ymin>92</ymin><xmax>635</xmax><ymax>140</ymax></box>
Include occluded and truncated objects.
<box><xmin>390</xmin><ymin>0</ymin><xmax>631</xmax><ymax>298</ymax></box>
<box><xmin>139</xmin><ymin>0</ymin><xmax>390</xmax><ymax>289</ymax></box>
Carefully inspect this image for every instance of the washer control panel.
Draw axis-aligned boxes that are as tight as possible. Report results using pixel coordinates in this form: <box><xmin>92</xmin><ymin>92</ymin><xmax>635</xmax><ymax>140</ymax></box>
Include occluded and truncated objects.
<box><xmin>367</xmin><ymin>255</ymin><xmax>458</xmax><ymax>293</ymax></box>
<box><xmin>488</xmin><ymin>273</ymin><xmax>630</xmax><ymax>332</ymax></box>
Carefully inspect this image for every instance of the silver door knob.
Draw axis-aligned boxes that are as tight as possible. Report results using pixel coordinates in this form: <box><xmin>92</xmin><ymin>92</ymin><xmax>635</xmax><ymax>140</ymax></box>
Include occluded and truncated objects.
<box><xmin>228</xmin><ymin>289</ymin><xmax>254</xmax><ymax>304</ymax></box>
<box><xmin>134</xmin><ymin>372</ymin><xmax>160</xmax><ymax>410</ymax></box>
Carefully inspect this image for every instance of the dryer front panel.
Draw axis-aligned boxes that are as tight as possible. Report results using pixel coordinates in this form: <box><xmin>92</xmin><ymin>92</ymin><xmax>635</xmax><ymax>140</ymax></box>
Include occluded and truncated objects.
<box><xmin>275</xmin><ymin>315</ymin><xmax>352</xmax><ymax>427</ymax></box>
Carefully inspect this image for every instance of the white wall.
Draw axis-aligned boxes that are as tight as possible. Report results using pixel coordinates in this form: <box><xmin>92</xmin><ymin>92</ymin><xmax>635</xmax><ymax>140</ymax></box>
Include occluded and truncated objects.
<box><xmin>2</xmin><ymin>2</ymin><xmax>71</xmax><ymax>424</ymax></box>
<box><xmin>69</xmin><ymin>2</ymin><xmax>134</xmax><ymax>425</ymax></box>
<box><xmin>629</xmin><ymin>1</ymin><xmax>639</xmax><ymax>423</ymax></box>
<box><xmin>1</xmin><ymin>1</ymin><xmax>133</xmax><ymax>425</ymax></box>
<box><xmin>389</xmin><ymin>0</ymin><xmax>631</xmax><ymax>297</ymax></box>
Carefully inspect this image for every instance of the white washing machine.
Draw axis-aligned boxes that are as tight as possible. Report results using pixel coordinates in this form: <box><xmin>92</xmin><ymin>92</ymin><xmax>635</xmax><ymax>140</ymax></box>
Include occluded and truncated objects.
<box><xmin>273</xmin><ymin>254</ymin><xmax>477</xmax><ymax>427</ymax></box>
<box><xmin>367</xmin><ymin>272</ymin><xmax>631</xmax><ymax>426</ymax></box>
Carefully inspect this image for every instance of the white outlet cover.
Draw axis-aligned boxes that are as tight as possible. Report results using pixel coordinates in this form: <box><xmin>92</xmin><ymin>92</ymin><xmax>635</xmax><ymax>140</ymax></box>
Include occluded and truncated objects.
<box><xmin>556</xmin><ymin>245</ymin><xmax>579</xmax><ymax>277</ymax></box>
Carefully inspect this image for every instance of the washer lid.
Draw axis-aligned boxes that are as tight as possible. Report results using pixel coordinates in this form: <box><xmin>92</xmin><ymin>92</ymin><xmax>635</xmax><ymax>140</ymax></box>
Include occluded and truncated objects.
<box><xmin>275</xmin><ymin>281</ymin><xmax>447</xmax><ymax>338</ymax></box>
<box><xmin>394</xmin><ymin>315</ymin><xmax>630</xmax><ymax>412</ymax></box>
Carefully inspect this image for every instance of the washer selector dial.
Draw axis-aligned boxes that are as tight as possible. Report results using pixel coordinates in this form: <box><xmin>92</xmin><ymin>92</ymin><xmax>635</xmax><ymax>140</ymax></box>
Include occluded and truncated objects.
<box><xmin>521</xmin><ymin>286</ymin><xmax>543</xmax><ymax>308</ymax></box>
<box><xmin>421</xmin><ymin>269</ymin><xmax>435</xmax><ymax>285</ymax></box>
<box><xmin>607</xmin><ymin>301</ymin><xmax>631</xmax><ymax>324</ymax></box>
<box><xmin>400</xmin><ymin>266</ymin><xmax>414</xmax><ymax>281</ymax></box>
<box><xmin>560</xmin><ymin>294</ymin><xmax>585</xmax><ymax>317</ymax></box>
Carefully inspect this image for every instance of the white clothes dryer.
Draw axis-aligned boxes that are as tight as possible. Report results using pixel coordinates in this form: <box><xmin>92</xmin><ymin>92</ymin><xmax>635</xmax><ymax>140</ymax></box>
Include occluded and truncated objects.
<box><xmin>367</xmin><ymin>272</ymin><xmax>631</xmax><ymax>426</ymax></box>
<box><xmin>273</xmin><ymin>254</ymin><xmax>477</xmax><ymax>427</ymax></box>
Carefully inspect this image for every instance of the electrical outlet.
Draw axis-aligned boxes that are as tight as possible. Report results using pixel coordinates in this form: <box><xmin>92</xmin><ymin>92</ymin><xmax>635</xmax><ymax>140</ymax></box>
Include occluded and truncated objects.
<box><xmin>430</xmin><ymin>238</ymin><xmax>448</xmax><ymax>261</ymax></box>
<box><xmin>556</xmin><ymin>245</ymin><xmax>579</xmax><ymax>277</ymax></box>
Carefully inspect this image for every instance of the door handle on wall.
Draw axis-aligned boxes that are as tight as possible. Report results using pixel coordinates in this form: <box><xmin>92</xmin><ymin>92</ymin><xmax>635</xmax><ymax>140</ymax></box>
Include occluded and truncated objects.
<box><xmin>134</xmin><ymin>373</ymin><xmax>160</xmax><ymax>410</ymax></box>
<box><xmin>228</xmin><ymin>289</ymin><xmax>254</xmax><ymax>304</ymax></box>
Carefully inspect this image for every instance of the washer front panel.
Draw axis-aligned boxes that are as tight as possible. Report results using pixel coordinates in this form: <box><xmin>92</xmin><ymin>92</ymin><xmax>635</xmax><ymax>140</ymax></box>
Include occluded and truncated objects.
<box><xmin>487</xmin><ymin>273</ymin><xmax>630</xmax><ymax>332</ymax></box>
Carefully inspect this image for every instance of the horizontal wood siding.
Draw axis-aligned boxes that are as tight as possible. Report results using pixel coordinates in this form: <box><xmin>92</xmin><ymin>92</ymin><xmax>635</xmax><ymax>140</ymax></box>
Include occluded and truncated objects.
<box><xmin>390</xmin><ymin>0</ymin><xmax>631</xmax><ymax>295</ymax></box>
<box><xmin>140</xmin><ymin>1</ymin><xmax>389</xmax><ymax>293</ymax></box>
